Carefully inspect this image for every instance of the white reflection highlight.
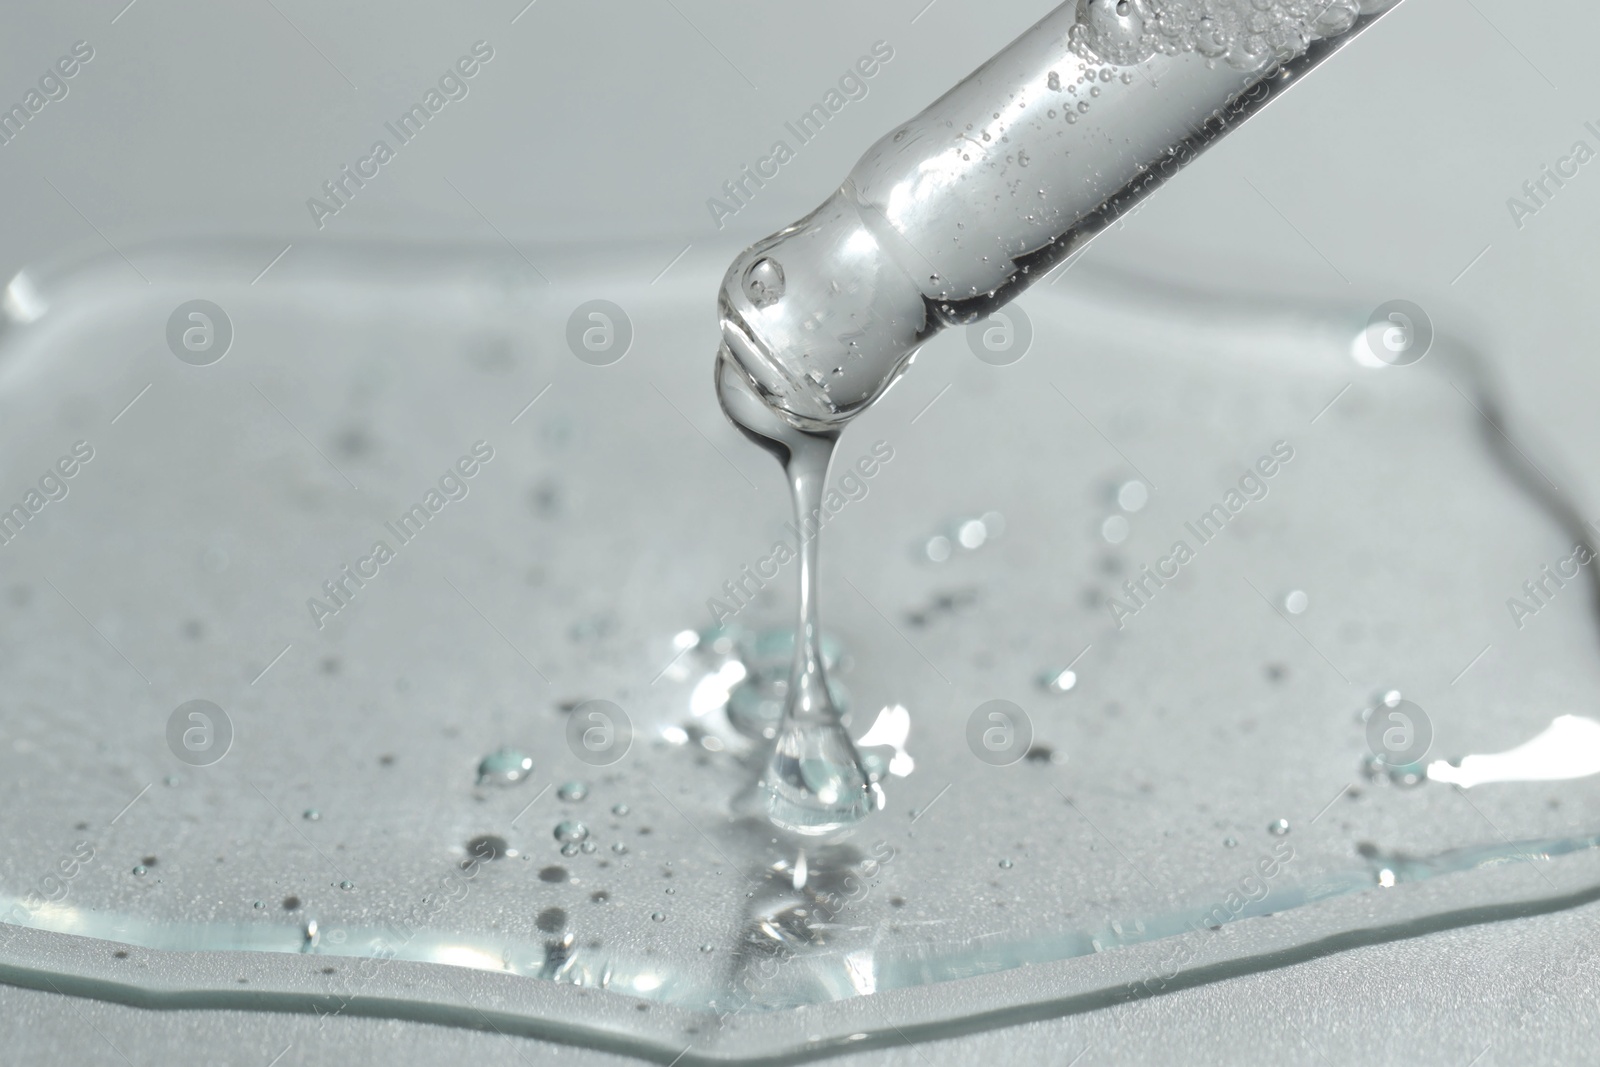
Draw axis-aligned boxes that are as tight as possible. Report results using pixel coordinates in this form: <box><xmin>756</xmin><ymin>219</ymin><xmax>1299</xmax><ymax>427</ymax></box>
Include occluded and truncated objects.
<box><xmin>431</xmin><ymin>945</ymin><xmax>507</xmax><ymax>971</ymax></box>
<box><xmin>856</xmin><ymin>704</ymin><xmax>914</xmax><ymax>777</ymax></box>
<box><xmin>1350</xmin><ymin>328</ymin><xmax>1387</xmax><ymax>368</ymax></box>
<box><xmin>2</xmin><ymin>271</ymin><xmax>46</xmax><ymax>324</ymax></box>
<box><xmin>689</xmin><ymin>660</ymin><xmax>747</xmax><ymax>717</ymax></box>
<box><xmin>883</xmin><ymin>149</ymin><xmax>976</xmax><ymax>231</ymax></box>
<box><xmin>843</xmin><ymin>228</ymin><xmax>877</xmax><ymax>259</ymax></box>
<box><xmin>1427</xmin><ymin>714</ymin><xmax>1600</xmax><ymax>788</ymax></box>
<box><xmin>843</xmin><ymin>950</ymin><xmax>876</xmax><ymax>995</ymax></box>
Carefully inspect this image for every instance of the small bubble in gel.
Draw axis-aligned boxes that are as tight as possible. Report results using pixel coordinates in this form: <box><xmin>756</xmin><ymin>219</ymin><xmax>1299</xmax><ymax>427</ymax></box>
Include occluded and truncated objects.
<box><xmin>1268</xmin><ymin>818</ymin><xmax>1290</xmax><ymax>836</ymax></box>
<box><xmin>558</xmin><ymin>781</ymin><xmax>589</xmax><ymax>802</ymax></box>
<box><xmin>554</xmin><ymin>821</ymin><xmax>589</xmax><ymax>844</ymax></box>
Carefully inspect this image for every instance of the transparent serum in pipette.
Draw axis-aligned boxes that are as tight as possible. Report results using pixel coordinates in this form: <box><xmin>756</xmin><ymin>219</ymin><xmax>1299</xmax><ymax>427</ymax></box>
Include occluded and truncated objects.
<box><xmin>715</xmin><ymin>350</ymin><xmax>873</xmax><ymax>835</ymax></box>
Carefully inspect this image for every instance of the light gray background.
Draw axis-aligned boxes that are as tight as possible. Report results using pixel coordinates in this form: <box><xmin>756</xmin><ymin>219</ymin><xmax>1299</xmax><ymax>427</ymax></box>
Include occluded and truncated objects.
<box><xmin>0</xmin><ymin>0</ymin><xmax>1596</xmax><ymax>1064</ymax></box>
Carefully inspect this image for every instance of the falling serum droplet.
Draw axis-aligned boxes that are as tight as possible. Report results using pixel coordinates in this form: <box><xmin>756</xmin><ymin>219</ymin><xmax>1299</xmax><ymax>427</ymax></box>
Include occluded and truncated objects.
<box><xmin>1268</xmin><ymin>818</ymin><xmax>1290</xmax><ymax>836</ymax></box>
<box><xmin>558</xmin><ymin>781</ymin><xmax>589</xmax><ymax>803</ymax></box>
<box><xmin>554</xmin><ymin>820</ymin><xmax>589</xmax><ymax>843</ymax></box>
<box><xmin>716</xmin><ymin>353</ymin><xmax>872</xmax><ymax>836</ymax></box>
<box><xmin>765</xmin><ymin>722</ymin><xmax>873</xmax><ymax>836</ymax></box>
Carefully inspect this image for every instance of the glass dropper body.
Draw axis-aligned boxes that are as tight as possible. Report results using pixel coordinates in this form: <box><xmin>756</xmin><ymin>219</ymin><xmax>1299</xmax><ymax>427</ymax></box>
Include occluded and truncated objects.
<box><xmin>717</xmin><ymin>0</ymin><xmax>1404</xmax><ymax>430</ymax></box>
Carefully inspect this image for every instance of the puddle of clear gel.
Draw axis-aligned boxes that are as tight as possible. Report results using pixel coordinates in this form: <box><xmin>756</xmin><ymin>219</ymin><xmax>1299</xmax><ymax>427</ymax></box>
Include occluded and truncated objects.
<box><xmin>6</xmin><ymin>821</ymin><xmax>1598</xmax><ymax>1017</ymax></box>
<box><xmin>715</xmin><ymin>347</ymin><xmax>874</xmax><ymax>835</ymax></box>
<box><xmin>1429</xmin><ymin>715</ymin><xmax>1600</xmax><ymax>788</ymax></box>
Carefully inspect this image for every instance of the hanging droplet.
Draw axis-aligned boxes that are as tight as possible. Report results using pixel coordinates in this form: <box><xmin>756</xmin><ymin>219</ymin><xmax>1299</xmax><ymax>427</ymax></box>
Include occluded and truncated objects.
<box><xmin>762</xmin><ymin>722</ymin><xmax>872</xmax><ymax>836</ymax></box>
